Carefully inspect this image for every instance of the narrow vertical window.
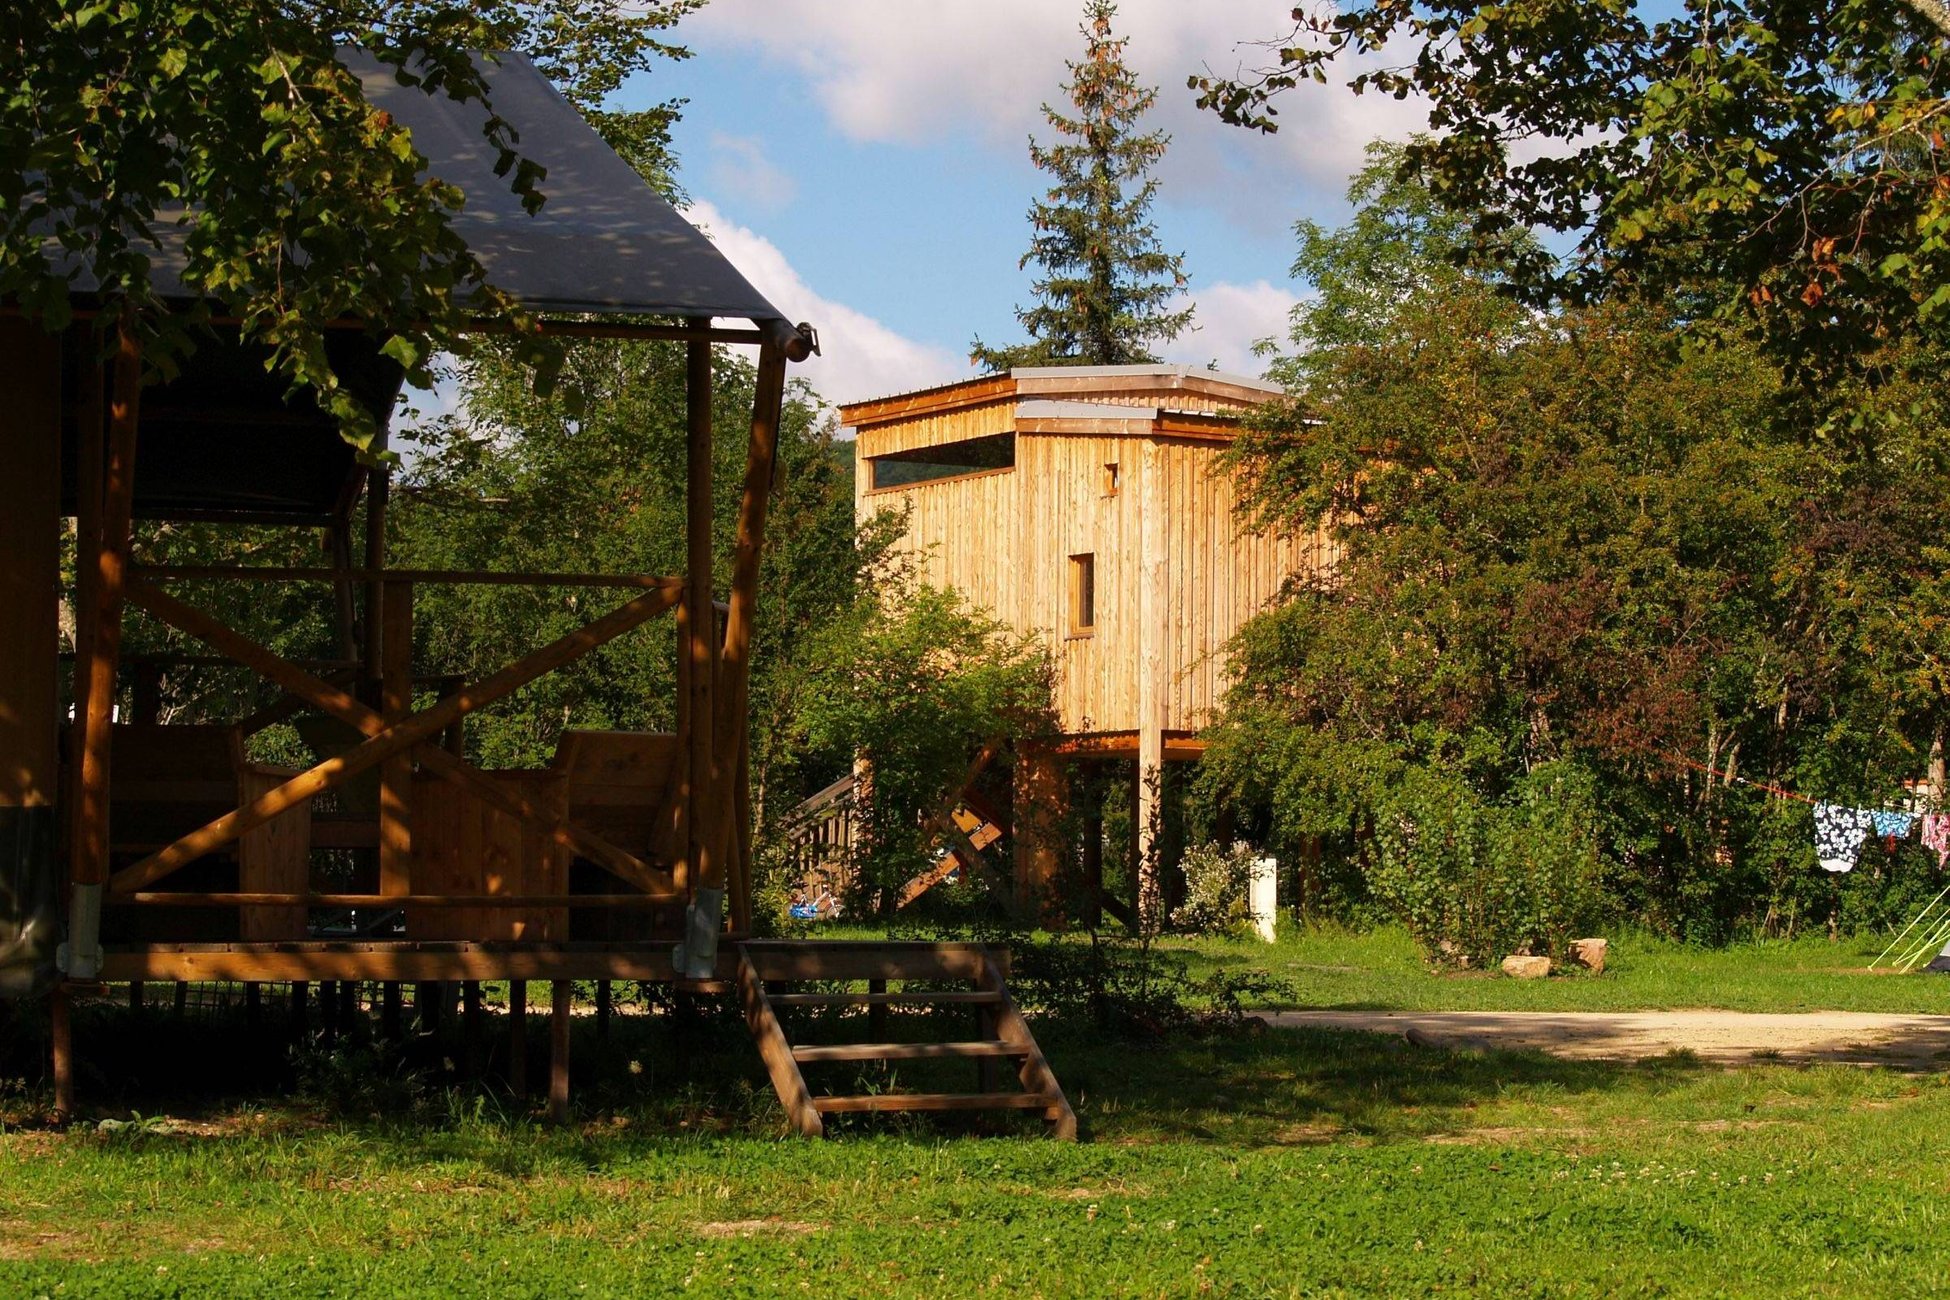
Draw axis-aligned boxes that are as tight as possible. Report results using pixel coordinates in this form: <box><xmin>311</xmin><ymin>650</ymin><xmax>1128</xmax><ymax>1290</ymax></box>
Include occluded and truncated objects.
<box><xmin>1103</xmin><ymin>461</ymin><xmax>1120</xmax><ymax>496</ymax></box>
<box><xmin>1070</xmin><ymin>553</ymin><xmax>1096</xmax><ymax>634</ymax></box>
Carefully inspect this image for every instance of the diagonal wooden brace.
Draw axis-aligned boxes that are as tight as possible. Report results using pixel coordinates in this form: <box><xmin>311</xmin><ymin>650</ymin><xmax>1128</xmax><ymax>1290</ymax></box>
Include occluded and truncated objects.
<box><xmin>110</xmin><ymin>581</ymin><xmax>681</xmax><ymax>894</ymax></box>
<box><xmin>123</xmin><ymin>582</ymin><xmax>677</xmax><ymax>898</ymax></box>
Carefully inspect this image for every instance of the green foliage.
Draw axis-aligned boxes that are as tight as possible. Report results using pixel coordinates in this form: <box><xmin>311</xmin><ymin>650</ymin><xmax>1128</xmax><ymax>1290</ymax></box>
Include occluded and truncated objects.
<box><xmin>970</xmin><ymin>0</ymin><xmax>1192</xmax><ymax>370</ymax></box>
<box><xmin>1372</xmin><ymin>764</ymin><xmax>1604</xmax><ymax>965</ymax></box>
<box><xmin>1195</xmin><ymin>0</ymin><xmax>1950</xmax><ymax>383</ymax></box>
<box><xmin>1168</xmin><ymin>840</ymin><xmax>1262</xmax><ymax>936</ymax></box>
<box><xmin>0</xmin><ymin>0</ymin><xmax>698</xmax><ymax>449</ymax></box>
<box><xmin>796</xmin><ymin>582</ymin><xmax>1054</xmax><ymax>906</ymax></box>
<box><xmin>1202</xmin><ymin>164</ymin><xmax>1950</xmax><ymax>947</ymax></box>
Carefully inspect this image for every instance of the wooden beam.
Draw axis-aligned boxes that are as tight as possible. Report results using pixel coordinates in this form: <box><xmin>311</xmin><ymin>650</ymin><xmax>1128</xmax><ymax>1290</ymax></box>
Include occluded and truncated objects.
<box><xmin>684</xmin><ymin>328</ymin><xmax>716</xmax><ymax>902</ymax></box>
<box><xmin>703</xmin><ymin>343</ymin><xmax>789</xmax><ymax>894</ymax></box>
<box><xmin>135</xmin><ymin>565</ymin><xmax>679</xmax><ymax>590</ymax></box>
<box><xmin>548</xmin><ymin>979</ymin><xmax>571</xmax><ymax>1124</ymax></box>
<box><xmin>123</xmin><ymin>582</ymin><xmax>673</xmax><ymax>895</ymax></box>
<box><xmin>507</xmin><ymin>978</ymin><xmax>527</xmax><ymax>1096</ymax></box>
<box><xmin>71</xmin><ymin>325</ymin><xmax>142</xmax><ymax>904</ymax></box>
<box><xmin>0</xmin><ymin>320</ymin><xmax>61</xmax><ymax>813</ymax></box>
<box><xmin>736</xmin><ymin>950</ymin><xmax>821</xmax><ymax>1137</ymax></box>
<box><xmin>378</xmin><ymin>580</ymin><xmax>413</xmax><ymax>898</ymax></box>
<box><xmin>96</xmin><ymin>942</ymin><xmax>745</xmax><ymax>983</ymax></box>
<box><xmin>108</xmin><ymin>583</ymin><xmax>681</xmax><ymax>893</ymax></box>
<box><xmin>108</xmin><ymin>893</ymin><xmax>681</xmax><ymax>908</ymax></box>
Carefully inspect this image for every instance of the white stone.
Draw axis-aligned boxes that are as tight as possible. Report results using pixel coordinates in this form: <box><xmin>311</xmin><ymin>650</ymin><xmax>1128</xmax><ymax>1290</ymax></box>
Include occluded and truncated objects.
<box><xmin>1501</xmin><ymin>954</ymin><xmax>1552</xmax><ymax>979</ymax></box>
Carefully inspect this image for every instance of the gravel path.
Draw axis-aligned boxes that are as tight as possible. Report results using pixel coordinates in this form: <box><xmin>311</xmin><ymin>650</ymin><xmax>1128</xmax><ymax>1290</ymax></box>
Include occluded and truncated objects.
<box><xmin>1264</xmin><ymin>1009</ymin><xmax>1950</xmax><ymax>1067</ymax></box>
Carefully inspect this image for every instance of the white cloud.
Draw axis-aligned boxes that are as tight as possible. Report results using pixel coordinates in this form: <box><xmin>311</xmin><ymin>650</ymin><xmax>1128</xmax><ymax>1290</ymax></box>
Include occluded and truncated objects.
<box><xmin>682</xmin><ymin>198</ymin><xmax>971</xmax><ymax>407</ymax></box>
<box><xmin>1161</xmin><ymin>279</ymin><xmax>1298</xmax><ymax>379</ymax></box>
<box><xmin>706</xmin><ymin>132</ymin><xmax>799</xmax><ymax>211</ymax></box>
<box><xmin>687</xmin><ymin>1</ymin><xmax>1433</xmax><ymax>223</ymax></box>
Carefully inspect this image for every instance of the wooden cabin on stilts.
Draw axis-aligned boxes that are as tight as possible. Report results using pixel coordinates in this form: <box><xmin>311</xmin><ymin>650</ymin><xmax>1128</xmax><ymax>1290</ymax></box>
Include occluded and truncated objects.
<box><xmin>842</xmin><ymin>368</ymin><xmax>1333</xmax><ymax>931</ymax></box>
<box><xmin>0</xmin><ymin>52</ymin><xmax>1072</xmax><ymax>1138</ymax></box>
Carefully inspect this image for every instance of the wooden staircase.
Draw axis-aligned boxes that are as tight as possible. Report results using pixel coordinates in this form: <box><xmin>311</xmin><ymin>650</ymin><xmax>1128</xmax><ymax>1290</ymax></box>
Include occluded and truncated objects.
<box><xmin>736</xmin><ymin>940</ymin><xmax>1076</xmax><ymax>1139</ymax></box>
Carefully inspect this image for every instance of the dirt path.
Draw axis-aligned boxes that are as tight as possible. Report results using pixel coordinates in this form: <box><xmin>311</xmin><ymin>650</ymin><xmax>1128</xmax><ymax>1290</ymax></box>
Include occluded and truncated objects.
<box><xmin>1264</xmin><ymin>1009</ymin><xmax>1950</xmax><ymax>1067</ymax></box>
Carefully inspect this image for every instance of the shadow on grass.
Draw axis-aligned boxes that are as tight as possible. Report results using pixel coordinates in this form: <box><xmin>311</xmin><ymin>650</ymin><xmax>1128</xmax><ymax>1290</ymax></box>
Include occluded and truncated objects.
<box><xmin>0</xmin><ymin>991</ymin><xmax>1757</xmax><ymax>1150</ymax></box>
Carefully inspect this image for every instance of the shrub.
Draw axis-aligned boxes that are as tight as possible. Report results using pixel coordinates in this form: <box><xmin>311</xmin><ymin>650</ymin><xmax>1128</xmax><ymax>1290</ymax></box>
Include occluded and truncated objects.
<box><xmin>1170</xmin><ymin>840</ymin><xmax>1263</xmax><ymax>936</ymax></box>
<box><xmin>1373</xmin><ymin>762</ymin><xmax>1603</xmax><ymax>966</ymax></box>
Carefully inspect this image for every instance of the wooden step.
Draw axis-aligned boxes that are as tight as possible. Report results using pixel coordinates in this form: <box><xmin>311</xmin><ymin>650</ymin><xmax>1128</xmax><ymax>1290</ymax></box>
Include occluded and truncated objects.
<box><xmin>791</xmin><ymin>1039</ymin><xmax>1023</xmax><ymax>1064</ymax></box>
<box><xmin>812</xmin><ymin>1091</ymin><xmax>1056</xmax><ymax>1114</ymax></box>
<box><xmin>766</xmin><ymin>990</ymin><xmax>1003</xmax><ymax>1007</ymax></box>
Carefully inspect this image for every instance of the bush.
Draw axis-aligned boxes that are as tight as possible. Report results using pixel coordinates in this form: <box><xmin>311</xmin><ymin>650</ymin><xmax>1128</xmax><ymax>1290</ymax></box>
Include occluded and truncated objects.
<box><xmin>1170</xmin><ymin>840</ymin><xmax>1263</xmax><ymax>936</ymax></box>
<box><xmin>1373</xmin><ymin>762</ymin><xmax>1603</xmax><ymax>966</ymax></box>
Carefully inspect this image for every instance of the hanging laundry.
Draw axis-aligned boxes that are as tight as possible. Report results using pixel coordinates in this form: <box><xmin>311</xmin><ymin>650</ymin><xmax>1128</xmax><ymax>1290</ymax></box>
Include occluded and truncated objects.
<box><xmin>1925</xmin><ymin>814</ymin><xmax>1950</xmax><ymax>868</ymax></box>
<box><xmin>1872</xmin><ymin>810</ymin><xmax>1918</xmax><ymax>839</ymax></box>
<box><xmin>1814</xmin><ymin>803</ymin><xmax>1876</xmax><ymax>873</ymax></box>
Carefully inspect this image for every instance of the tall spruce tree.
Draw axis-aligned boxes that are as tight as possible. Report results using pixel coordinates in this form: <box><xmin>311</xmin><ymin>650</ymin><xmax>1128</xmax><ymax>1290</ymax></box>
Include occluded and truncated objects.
<box><xmin>970</xmin><ymin>0</ymin><xmax>1193</xmax><ymax>370</ymax></box>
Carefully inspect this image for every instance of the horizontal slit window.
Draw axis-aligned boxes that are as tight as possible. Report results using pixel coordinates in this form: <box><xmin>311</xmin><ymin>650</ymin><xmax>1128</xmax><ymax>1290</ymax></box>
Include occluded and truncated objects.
<box><xmin>869</xmin><ymin>432</ymin><xmax>1015</xmax><ymax>490</ymax></box>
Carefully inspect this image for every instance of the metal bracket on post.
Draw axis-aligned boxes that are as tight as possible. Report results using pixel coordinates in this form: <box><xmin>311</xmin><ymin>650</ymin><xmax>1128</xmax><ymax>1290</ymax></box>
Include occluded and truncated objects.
<box><xmin>671</xmin><ymin>884</ymin><xmax>725</xmax><ymax>981</ymax></box>
<box><xmin>58</xmin><ymin>881</ymin><xmax>102</xmax><ymax>981</ymax></box>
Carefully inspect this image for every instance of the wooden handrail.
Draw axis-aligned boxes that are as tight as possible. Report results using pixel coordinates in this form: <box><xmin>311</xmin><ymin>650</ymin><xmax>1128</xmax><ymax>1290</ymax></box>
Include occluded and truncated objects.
<box><xmin>107</xmin><ymin>892</ymin><xmax>681</xmax><ymax>908</ymax></box>
<box><xmin>133</xmin><ymin>565</ymin><xmax>682</xmax><ymax>590</ymax></box>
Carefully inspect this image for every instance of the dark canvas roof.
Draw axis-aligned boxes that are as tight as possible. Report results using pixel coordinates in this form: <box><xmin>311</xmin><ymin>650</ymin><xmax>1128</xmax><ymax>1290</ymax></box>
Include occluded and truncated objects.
<box><xmin>51</xmin><ymin>50</ymin><xmax>784</xmax><ymax>324</ymax></box>
<box><xmin>349</xmin><ymin>50</ymin><xmax>784</xmax><ymax>322</ymax></box>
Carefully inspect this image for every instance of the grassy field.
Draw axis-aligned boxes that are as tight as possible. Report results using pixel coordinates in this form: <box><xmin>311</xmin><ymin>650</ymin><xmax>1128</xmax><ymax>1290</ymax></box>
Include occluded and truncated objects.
<box><xmin>6</xmin><ymin>928</ymin><xmax>1950</xmax><ymax>1295</ymax></box>
<box><xmin>3</xmin><ymin>1021</ymin><xmax>1949</xmax><ymax>1296</ymax></box>
<box><xmin>1164</xmin><ymin>923</ymin><xmax>1950</xmax><ymax>1014</ymax></box>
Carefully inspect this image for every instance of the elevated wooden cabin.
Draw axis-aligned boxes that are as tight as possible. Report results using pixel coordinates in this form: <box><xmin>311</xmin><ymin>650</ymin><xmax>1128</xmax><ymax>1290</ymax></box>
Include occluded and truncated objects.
<box><xmin>842</xmin><ymin>366</ymin><xmax>1331</xmax><ymax>923</ymax></box>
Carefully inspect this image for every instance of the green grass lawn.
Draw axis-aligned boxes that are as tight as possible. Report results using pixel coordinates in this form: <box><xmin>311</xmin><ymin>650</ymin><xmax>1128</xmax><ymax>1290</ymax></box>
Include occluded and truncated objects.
<box><xmin>8</xmin><ymin>927</ymin><xmax>1950</xmax><ymax>1296</ymax></box>
<box><xmin>1164</xmin><ymin>922</ymin><xmax>1950</xmax><ymax>1014</ymax></box>
<box><xmin>3</xmin><ymin>1022</ymin><xmax>1949</xmax><ymax>1296</ymax></box>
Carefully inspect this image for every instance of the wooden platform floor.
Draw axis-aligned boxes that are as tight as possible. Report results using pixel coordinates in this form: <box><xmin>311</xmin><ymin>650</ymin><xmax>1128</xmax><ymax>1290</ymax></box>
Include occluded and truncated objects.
<box><xmin>97</xmin><ymin>940</ymin><xmax>744</xmax><ymax>985</ymax></box>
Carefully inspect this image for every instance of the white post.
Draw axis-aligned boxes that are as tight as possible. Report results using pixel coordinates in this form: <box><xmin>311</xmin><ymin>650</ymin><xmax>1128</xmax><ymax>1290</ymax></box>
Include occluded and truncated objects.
<box><xmin>1249</xmin><ymin>855</ymin><xmax>1278</xmax><ymax>943</ymax></box>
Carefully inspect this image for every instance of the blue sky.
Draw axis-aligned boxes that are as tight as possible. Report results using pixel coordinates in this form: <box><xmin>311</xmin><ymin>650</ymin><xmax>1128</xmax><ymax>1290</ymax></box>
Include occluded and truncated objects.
<box><xmin>608</xmin><ymin>1</ymin><xmax>1436</xmax><ymax>406</ymax></box>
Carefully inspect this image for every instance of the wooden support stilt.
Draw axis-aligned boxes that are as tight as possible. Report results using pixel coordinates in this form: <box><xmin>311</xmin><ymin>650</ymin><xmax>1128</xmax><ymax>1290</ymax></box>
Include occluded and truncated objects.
<box><xmin>172</xmin><ymin>981</ymin><xmax>188</xmax><ymax>1019</ymax></box>
<box><xmin>245</xmin><ymin>982</ymin><xmax>262</xmax><ymax>1027</ymax></box>
<box><xmin>463</xmin><ymin>981</ymin><xmax>482</xmax><ymax>1073</ymax></box>
<box><xmin>50</xmin><ymin>982</ymin><xmax>72</xmax><ymax>1123</ymax></box>
<box><xmin>339</xmin><ymin>979</ymin><xmax>358</xmax><ymax>1034</ymax></box>
<box><xmin>682</xmin><ymin>329</ymin><xmax>716</xmax><ymax>901</ymax></box>
<box><xmin>508</xmin><ymin>980</ymin><xmax>527</xmax><ymax>1096</ymax></box>
<box><xmin>320</xmin><ymin>980</ymin><xmax>339</xmax><ymax>1046</ymax></box>
<box><xmin>594</xmin><ymin>979</ymin><xmax>611</xmax><ymax>1041</ymax></box>
<box><xmin>548</xmin><ymin>979</ymin><xmax>571</xmax><ymax>1124</ymax></box>
<box><xmin>128</xmin><ymin>980</ymin><xmax>144</xmax><ymax>1012</ymax></box>
<box><xmin>382</xmin><ymin>982</ymin><xmax>402</xmax><ymax>1039</ymax></box>
<box><xmin>290</xmin><ymin>981</ymin><xmax>309</xmax><ymax>1037</ymax></box>
<box><xmin>1081</xmin><ymin>783</ymin><xmax>1104</xmax><ymax>930</ymax></box>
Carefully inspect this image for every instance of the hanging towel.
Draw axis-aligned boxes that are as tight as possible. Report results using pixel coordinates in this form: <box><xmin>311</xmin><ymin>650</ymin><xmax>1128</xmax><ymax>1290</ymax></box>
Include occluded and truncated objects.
<box><xmin>1925</xmin><ymin>814</ymin><xmax>1950</xmax><ymax>868</ymax></box>
<box><xmin>1814</xmin><ymin>803</ymin><xmax>1876</xmax><ymax>873</ymax></box>
<box><xmin>1873</xmin><ymin>810</ymin><xmax>1918</xmax><ymax>839</ymax></box>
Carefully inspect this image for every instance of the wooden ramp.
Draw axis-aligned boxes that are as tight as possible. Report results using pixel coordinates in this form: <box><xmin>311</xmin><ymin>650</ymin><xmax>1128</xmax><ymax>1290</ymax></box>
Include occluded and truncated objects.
<box><xmin>736</xmin><ymin>940</ymin><xmax>1076</xmax><ymax>1139</ymax></box>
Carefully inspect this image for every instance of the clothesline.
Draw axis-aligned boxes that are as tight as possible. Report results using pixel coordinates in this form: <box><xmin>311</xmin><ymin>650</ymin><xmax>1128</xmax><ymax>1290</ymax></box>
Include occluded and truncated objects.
<box><xmin>1670</xmin><ymin>756</ymin><xmax>1817</xmax><ymax>806</ymax></box>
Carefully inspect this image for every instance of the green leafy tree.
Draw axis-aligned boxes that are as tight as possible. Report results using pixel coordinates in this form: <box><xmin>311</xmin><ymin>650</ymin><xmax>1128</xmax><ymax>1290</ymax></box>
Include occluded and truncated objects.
<box><xmin>0</xmin><ymin>0</ymin><xmax>700</xmax><ymax>449</ymax></box>
<box><xmin>1194</xmin><ymin>0</ymin><xmax>1950</xmax><ymax>384</ymax></box>
<box><xmin>1203</xmin><ymin>168</ymin><xmax>1950</xmax><ymax>948</ymax></box>
<box><xmin>970</xmin><ymin>0</ymin><xmax>1192</xmax><ymax>370</ymax></box>
<box><xmin>795</xmin><ymin>582</ymin><xmax>1055</xmax><ymax>913</ymax></box>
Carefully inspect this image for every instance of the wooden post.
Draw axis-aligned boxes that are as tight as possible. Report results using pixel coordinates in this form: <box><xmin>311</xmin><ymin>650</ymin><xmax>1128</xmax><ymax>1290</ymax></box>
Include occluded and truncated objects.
<box><xmin>245</xmin><ymin>982</ymin><xmax>262</xmax><ymax>1027</ymax></box>
<box><xmin>1135</xmin><ymin>440</ymin><xmax>1167</xmax><ymax>936</ymax></box>
<box><xmin>594</xmin><ymin>979</ymin><xmax>611</xmax><ymax>1041</ymax></box>
<box><xmin>49</xmin><ymin>981</ymin><xmax>71</xmax><ymax>1123</ymax></box>
<box><xmin>1013</xmin><ymin>746</ymin><xmax>1068</xmax><ymax>924</ymax></box>
<box><xmin>548</xmin><ymin>978</ymin><xmax>571</xmax><ymax>1124</ymax></box>
<box><xmin>0</xmin><ymin>322</ymin><xmax>60</xmax><ymax>1000</ymax></box>
<box><xmin>128</xmin><ymin>980</ymin><xmax>144</xmax><ymax>1012</ymax></box>
<box><xmin>68</xmin><ymin>320</ymin><xmax>143</xmax><ymax>978</ymax></box>
<box><xmin>382</xmin><ymin>980</ymin><xmax>402</xmax><ymax>1040</ymax></box>
<box><xmin>507</xmin><ymin>979</ymin><xmax>527</xmax><ymax>1096</ymax></box>
<box><xmin>1081</xmin><ymin>776</ymin><xmax>1104</xmax><ymax>930</ymax></box>
<box><xmin>704</xmin><ymin>343</ymin><xmax>789</xmax><ymax>898</ymax></box>
<box><xmin>290</xmin><ymin>980</ymin><xmax>309</xmax><ymax>1037</ymax></box>
<box><xmin>378</xmin><ymin>579</ymin><xmax>413</xmax><ymax>900</ymax></box>
<box><xmin>320</xmin><ymin>980</ymin><xmax>339</xmax><ymax>1046</ymax></box>
<box><xmin>463</xmin><ymin>980</ymin><xmax>483</xmax><ymax>1072</ymax></box>
<box><xmin>682</xmin><ymin>330</ymin><xmax>716</xmax><ymax>901</ymax></box>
